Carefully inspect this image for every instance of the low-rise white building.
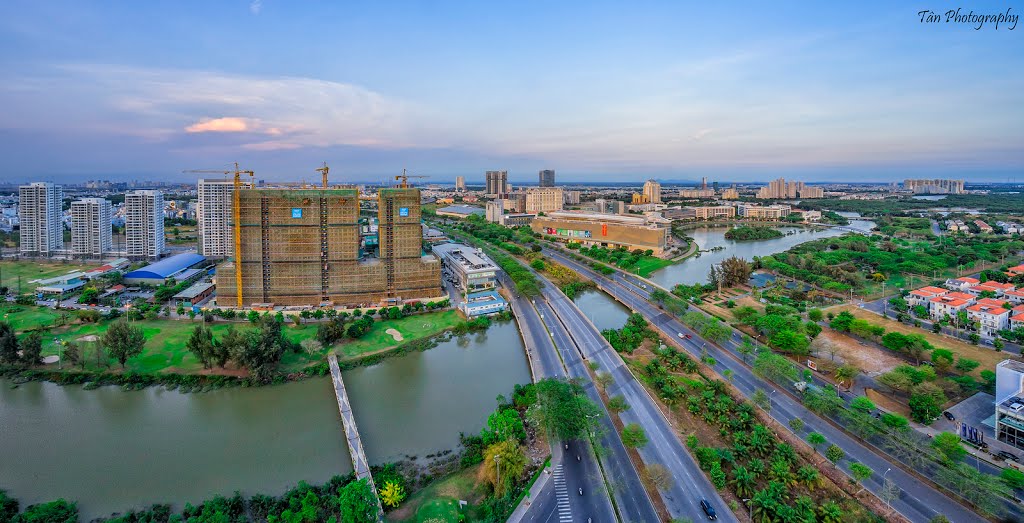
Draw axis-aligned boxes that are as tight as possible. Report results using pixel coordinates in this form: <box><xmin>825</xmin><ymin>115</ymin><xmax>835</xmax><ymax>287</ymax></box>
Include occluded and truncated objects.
<box><xmin>432</xmin><ymin>243</ymin><xmax>499</xmax><ymax>295</ymax></box>
<box><xmin>930</xmin><ymin>291</ymin><xmax>976</xmax><ymax>321</ymax></box>
<box><xmin>907</xmin><ymin>286</ymin><xmax>948</xmax><ymax>309</ymax></box>
<box><xmin>944</xmin><ymin>277</ymin><xmax>980</xmax><ymax>292</ymax></box>
<box><xmin>967</xmin><ymin>301</ymin><xmax>1010</xmax><ymax>339</ymax></box>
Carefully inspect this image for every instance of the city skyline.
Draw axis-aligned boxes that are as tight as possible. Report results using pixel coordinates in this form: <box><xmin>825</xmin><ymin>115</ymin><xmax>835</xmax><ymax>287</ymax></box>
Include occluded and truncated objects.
<box><xmin>1</xmin><ymin>1</ymin><xmax>1021</xmax><ymax>183</ymax></box>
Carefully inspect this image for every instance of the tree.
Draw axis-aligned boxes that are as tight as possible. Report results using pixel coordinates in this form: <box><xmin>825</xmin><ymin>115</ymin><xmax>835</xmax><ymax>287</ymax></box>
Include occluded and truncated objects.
<box><xmin>530</xmin><ymin>378</ymin><xmax>601</xmax><ymax>440</ymax></box>
<box><xmin>878</xmin><ymin>369</ymin><xmax>914</xmax><ymax>394</ymax></box>
<box><xmin>236</xmin><ymin>317</ymin><xmax>288</xmax><ymax>382</ymax></box>
<box><xmin>752</xmin><ymin>389</ymin><xmax>771</xmax><ymax>412</ymax></box>
<box><xmin>63</xmin><ymin>341</ymin><xmax>82</xmax><ymax>369</ymax></box>
<box><xmin>1000</xmin><ymin>467</ymin><xmax>1024</xmax><ymax>490</ymax></box>
<box><xmin>218</xmin><ymin>326</ymin><xmax>246</xmax><ymax>368</ymax></box>
<box><xmin>931</xmin><ymin>348</ymin><xmax>955</xmax><ymax>372</ymax></box>
<box><xmin>770</xmin><ymin>329</ymin><xmax>810</xmax><ymax>355</ymax></box>
<box><xmin>0</xmin><ymin>321</ymin><xmax>19</xmax><ymax>365</ymax></box>
<box><xmin>788</xmin><ymin>418</ymin><xmax>805</xmax><ymax>433</ymax></box>
<box><xmin>483</xmin><ymin>408</ymin><xmax>526</xmax><ymax>444</ymax></box>
<box><xmin>480</xmin><ymin>440</ymin><xmax>528</xmax><ymax>496</ymax></box>
<box><xmin>621</xmin><ymin>423</ymin><xmax>648</xmax><ymax>448</ymax></box>
<box><xmin>881</xmin><ymin>413</ymin><xmax>909</xmax><ymax>432</ymax></box>
<box><xmin>833</xmin><ymin>364</ymin><xmax>859</xmax><ymax>389</ymax></box>
<box><xmin>379</xmin><ymin>480</ymin><xmax>405</xmax><ymax>508</ymax></box>
<box><xmin>337</xmin><ymin>479</ymin><xmax>379</xmax><ymax>523</ymax></box>
<box><xmin>20</xmin><ymin>331</ymin><xmax>43</xmax><ymax>365</ymax></box>
<box><xmin>850</xmin><ymin>396</ymin><xmax>875</xmax><ymax>414</ymax></box>
<box><xmin>807</xmin><ymin>308</ymin><xmax>823</xmax><ymax>322</ymax></box>
<box><xmin>909</xmin><ymin>382</ymin><xmax>946</xmax><ymax>423</ymax></box>
<box><xmin>931</xmin><ymin>432</ymin><xmax>966</xmax><ymax>462</ymax></box>
<box><xmin>77</xmin><ymin>287</ymin><xmax>99</xmax><ymax>304</ymax></box>
<box><xmin>595</xmin><ymin>371</ymin><xmax>613</xmax><ymax>390</ymax></box>
<box><xmin>15</xmin><ymin>498</ymin><xmax>78</xmax><ymax>523</ymax></box>
<box><xmin>954</xmin><ymin>358</ymin><xmax>980</xmax><ymax>374</ymax></box>
<box><xmin>825</xmin><ymin>444</ymin><xmax>844</xmax><ymax>466</ymax></box>
<box><xmin>608</xmin><ymin>395</ymin><xmax>629</xmax><ymax>414</ymax></box>
<box><xmin>186</xmin><ymin>324</ymin><xmax>215</xmax><ymax>369</ymax></box>
<box><xmin>643</xmin><ymin>463</ymin><xmax>674</xmax><ymax>491</ymax></box>
<box><xmin>101</xmin><ymin>319</ymin><xmax>146</xmax><ymax>368</ymax></box>
<box><xmin>849</xmin><ymin>462</ymin><xmax>873</xmax><ymax>494</ymax></box>
<box><xmin>719</xmin><ymin>256</ymin><xmax>753</xmax><ymax>287</ymax></box>
<box><xmin>805</xmin><ymin>321</ymin><xmax>822</xmax><ymax>339</ymax></box>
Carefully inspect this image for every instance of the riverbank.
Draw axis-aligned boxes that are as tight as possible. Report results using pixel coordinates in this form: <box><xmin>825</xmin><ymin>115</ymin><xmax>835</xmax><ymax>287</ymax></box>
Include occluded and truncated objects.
<box><xmin>0</xmin><ymin>309</ymin><xmax>499</xmax><ymax>390</ymax></box>
<box><xmin>723</xmin><ymin>225</ymin><xmax>784</xmax><ymax>241</ymax></box>
<box><xmin>0</xmin><ymin>320</ymin><xmax>532</xmax><ymax>519</ymax></box>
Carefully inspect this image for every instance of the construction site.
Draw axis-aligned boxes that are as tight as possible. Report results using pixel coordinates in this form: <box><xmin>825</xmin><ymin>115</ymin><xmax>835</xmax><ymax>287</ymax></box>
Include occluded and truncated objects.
<box><xmin>213</xmin><ymin>167</ymin><xmax>442</xmax><ymax>308</ymax></box>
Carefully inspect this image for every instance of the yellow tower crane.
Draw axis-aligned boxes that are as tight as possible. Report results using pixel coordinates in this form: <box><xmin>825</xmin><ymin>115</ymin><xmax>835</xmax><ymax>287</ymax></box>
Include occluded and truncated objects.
<box><xmin>183</xmin><ymin>163</ymin><xmax>254</xmax><ymax>308</ymax></box>
<box><xmin>315</xmin><ymin>162</ymin><xmax>330</xmax><ymax>188</ymax></box>
<box><xmin>395</xmin><ymin>168</ymin><xmax>429</xmax><ymax>188</ymax></box>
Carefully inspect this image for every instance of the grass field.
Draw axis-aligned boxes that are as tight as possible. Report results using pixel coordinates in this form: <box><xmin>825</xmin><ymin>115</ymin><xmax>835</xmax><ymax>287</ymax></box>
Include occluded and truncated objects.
<box><xmin>4</xmin><ymin>306</ymin><xmax>462</xmax><ymax>375</ymax></box>
<box><xmin>0</xmin><ymin>260</ymin><xmax>93</xmax><ymax>292</ymax></box>
<box><xmin>829</xmin><ymin>304</ymin><xmax>1005</xmax><ymax>378</ymax></box>
<box><xmin>632</xmin><ymin>256</ymin><xmax>675</xmax><ymax>277</ymax></box>
<box><xmin>386</xmin><ymin>465</ymin><xmax>484</xmax><ymax>522</ymax></box>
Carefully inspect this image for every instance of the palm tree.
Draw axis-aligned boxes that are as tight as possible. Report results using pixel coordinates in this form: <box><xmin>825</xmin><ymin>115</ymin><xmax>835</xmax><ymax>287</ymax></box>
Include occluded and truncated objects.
<box><xmin>731</xmin><ymin>466</ymin><xmax>755</xmax><ymax>498</ymax></box>
<box><xmin>817</xmin><ymin>501</ymin><xmax>844</xmax><ymax>523</ymax></box>
<box><xmin>770</xmin><ymin>458</ymin><xmax>795</xmax><ymax>487</ymax></box>
<box><xmin>793</xmin><ymin>496</ymin><xmax>816</xmax><ymax>522</ymax></box>
<box><xmin>796</xmin><ymin>465</ymin><xmax>821</xmax><ymax>491</ymax></box>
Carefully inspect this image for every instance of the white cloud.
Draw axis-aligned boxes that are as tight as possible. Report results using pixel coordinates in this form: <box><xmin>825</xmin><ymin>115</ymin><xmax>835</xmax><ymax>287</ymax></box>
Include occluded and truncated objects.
<box><xmin>44</xmin><ymin>64</ymin><xmax>442</xmax><ymax>151</ymax></box>
<box><xmin>185</xmin><ymin>117</ymin><xmax>252</xmax><ymax>133</ymax></box>
<box><xmin>249</xmin><ymin>0</ymin><xmax>262</xmax><ymax>15</ymax></box>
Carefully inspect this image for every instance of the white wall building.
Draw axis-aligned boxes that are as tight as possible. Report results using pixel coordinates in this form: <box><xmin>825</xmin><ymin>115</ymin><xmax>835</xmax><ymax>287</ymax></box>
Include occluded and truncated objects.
<box><xmin>18</xmin><ymin>182</ymin><xmax>63</xmax><ymax>255</ymax></box>
<box><xmin>197</xmin><ymin>179</ymin><xmax>239</xmax><ymax>258</ymax></box>
<box><xmin>70</xmin><ymin>198</ymin><xmax>112</xmax><ymax>258</ymax></box>
<box><xmin>125</xmin><ymin>190</ymin><xmax>165</xmax><ymax>260</ymax></box>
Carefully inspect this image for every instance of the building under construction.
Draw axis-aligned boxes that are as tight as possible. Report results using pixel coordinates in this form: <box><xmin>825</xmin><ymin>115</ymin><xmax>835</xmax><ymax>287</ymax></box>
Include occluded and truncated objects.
<box><xmin>216</xmin><ymin>186</ymin><xmax>441</xmax><ymax>308</ymax></box>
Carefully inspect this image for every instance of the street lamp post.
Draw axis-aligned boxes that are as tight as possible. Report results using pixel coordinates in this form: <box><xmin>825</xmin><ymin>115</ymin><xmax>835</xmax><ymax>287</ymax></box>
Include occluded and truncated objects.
<box><xmin>882</xmin><ymin>467</ymin><xmax>892</xmax><ymax>510</ymax></box>
<box><xmin>742</xmin><ymin>498</ymin><xmax>752</xmax><ymax>518</ymax></box>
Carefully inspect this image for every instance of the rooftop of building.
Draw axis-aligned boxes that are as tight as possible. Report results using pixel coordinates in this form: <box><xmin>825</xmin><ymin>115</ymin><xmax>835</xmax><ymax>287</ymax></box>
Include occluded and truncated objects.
<box><xmin>967</xmin><ymin>303</ymin><xmax>1008</xmax><ymax>315</ymax></box>
<box><xmin>931</xmin><ymin>296</ymin><xmax>971</xmax><ymax>307</ymax></box>
<box><xmin>124</xmin><ymin>252</ymin><xmax>206</xmax><ymax>280</ymax></box>
<box><xmin>173</xmin><ymin>280</ymin><xmax>215</xmax><ymax>300</ymax></box>
<box><xmin>432</xmin><ymin>243</ymin><xmax>497</xmax><ymax>271</ymax></box>
<box><xmin>1012</xmin><ymin>313</ymin><xmax>1024</xmax><ymax>322</ymax></box>
<box><xmin>950</xmin><ymin>277</ymin><xmax>980</xmax><ymax>284</ymax></box>
<box><xmin>540</xmin><ymin>210</ymin><xmax>649</xmax><ymax>225</ymax></box>
<box><xmin>436</xmin><ymin>204</ymin><xmax>485</xmax><ymax>215</ymax></box>
<box><xmin>976</xmin><ymin>281</ymin><xmax>1015</xmax><ymax>291</ymax></box>
<box><xmin>911</xmin><ymin>286</ymin><xmax>948</xmax><ymax>296</ymax></box>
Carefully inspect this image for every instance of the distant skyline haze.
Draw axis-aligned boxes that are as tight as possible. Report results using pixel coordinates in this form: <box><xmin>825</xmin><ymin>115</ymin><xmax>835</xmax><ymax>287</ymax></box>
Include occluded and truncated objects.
<box><xmin>0</xmin><ymin>1</ymin><xmax>1021</xmax><ymax>183</ymax></box>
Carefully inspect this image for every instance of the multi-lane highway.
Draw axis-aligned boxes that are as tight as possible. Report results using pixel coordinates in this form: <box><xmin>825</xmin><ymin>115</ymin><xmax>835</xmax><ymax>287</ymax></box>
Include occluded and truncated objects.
<box><xmin>502</xmin><ymin>273</ymin><xmax>625</xmax><ymax>523</ymax></box>
<box><xmin>542</xmin><ymin>246</ymin><xmax>984</xmax><ymax>523</ymax></box>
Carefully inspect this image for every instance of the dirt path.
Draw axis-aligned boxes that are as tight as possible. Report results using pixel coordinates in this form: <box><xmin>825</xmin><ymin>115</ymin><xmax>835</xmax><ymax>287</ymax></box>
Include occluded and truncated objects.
<box><xmin>811</xmin><ymin>329</ymin><xmax>904</xmax><ymax>377</ymax></box>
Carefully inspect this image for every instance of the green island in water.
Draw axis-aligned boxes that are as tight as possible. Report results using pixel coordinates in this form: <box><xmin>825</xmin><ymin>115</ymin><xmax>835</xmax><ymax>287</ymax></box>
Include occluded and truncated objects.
<box><xmin>723</xmin><ymin>225</ymin><xmax>784</xmax><ymax>241</ymax></box>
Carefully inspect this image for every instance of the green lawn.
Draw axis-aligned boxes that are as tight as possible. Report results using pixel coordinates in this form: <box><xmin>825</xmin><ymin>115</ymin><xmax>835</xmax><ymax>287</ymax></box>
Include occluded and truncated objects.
<box><xmin>0</xmin><ymin>260</ymin><xmax>93</xmax><ymax>292</ymax></box>
<box><xmin>632</xmin><ymin>256</ymin><xmax>675</xmax><ymax>277</ymax></box>
<box><xmin>336</xmin><ymin>310</ymin><xmax>461</xmax><ymax>359</ymax></box>
<box><xmin>4</xmin><ymin>306</ymin><xmax>461</xmax><ymax>375</ymax></box>
<box><xmin>1</xmin><ymin>304</ymin><xmax>65</xmax><ymax>331</ymax></box>
<box><xmin>387</xmin><ymin>465</ymin><xmax>483</xmax><ymax>523</ymax></box>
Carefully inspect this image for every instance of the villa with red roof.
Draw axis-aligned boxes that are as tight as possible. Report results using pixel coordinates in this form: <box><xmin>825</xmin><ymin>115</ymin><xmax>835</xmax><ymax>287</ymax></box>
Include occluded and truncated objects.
<box><xmin>1006</xmin><ymin>288</ymin><xmax>1024</xmax><ymax>305</ymax></box>
<box><xmin>968</xmin><ymin>281</ymin><xmax>1016</xmax><ymax>297</ymax></box>
<box><xmin>1007</xmin><ymin>264</ymin><xmax>1024</xmax><ymax>277</ymax></box>
<box><xmin>930</xmin><ymin>291</ymin><xmax>977</xmax><ymax>321</ymax></box>
<box><xmin>945</xmin><ymin>277</ymin><xmax>980</xmax><ymax>292</ymax></box>
<box><xmin>907</xmin><ymin>286</ymin><xmax>948</xmax><ymax>309</ymax></box>
<box><xmin>967</xmin><ymin>302</ymin><xmax>1010</xmax><ymax>339</ymax></box>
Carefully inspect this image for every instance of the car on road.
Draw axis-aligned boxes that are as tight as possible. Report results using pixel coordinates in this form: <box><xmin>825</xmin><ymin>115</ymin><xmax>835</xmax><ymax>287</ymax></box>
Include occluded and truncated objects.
<box><xmin>699</xmin><ymin>499</ymin><xmax>717</xmax><ymax>520</ymax></box>
<box><xmin>997</xmin><ymin>450</ymin><xmax>1019</xmax><ymax>462</ymax></box>
<box><xmin>677</xmin><ymin>332</ymin><xmax>692</xmax><ymax>339</ymax></box>
<box><xmin>943</xmin><ymin>411</ymin><xmax>955</xmax><ymax>421</ymax></box>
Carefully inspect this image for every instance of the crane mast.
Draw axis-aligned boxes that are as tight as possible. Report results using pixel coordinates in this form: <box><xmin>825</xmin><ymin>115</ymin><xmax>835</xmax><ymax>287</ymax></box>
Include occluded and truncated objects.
<box><xmin>183</xmin><ymin>163</ymin><xmax>254</xmax><ymax>308</ymax></box>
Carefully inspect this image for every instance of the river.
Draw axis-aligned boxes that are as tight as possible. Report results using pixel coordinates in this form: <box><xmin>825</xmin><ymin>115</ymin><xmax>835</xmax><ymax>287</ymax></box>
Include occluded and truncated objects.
<box><xmin>573</xmin><ymin>289</ymin><xmax>631</xmax><ymax>332</ymax></box>
<box><xmin>0</xmin><ymin>320</ymin><xmax>530</xmax><ymax>519</ymax></box>
<box><xmin>650</xmin><ymin>218</ymin><xmax>875</xmax><ymax>288</ymax></box>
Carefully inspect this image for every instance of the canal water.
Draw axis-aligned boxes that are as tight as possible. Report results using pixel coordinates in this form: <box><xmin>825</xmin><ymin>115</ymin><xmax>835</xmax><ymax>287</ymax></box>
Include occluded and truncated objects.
<box><xmin>650</xmin><ymin>219</ymin><xmax>875</xmax><ymax>288</ymax></box>
<box><xmin>573</xmin><ymin>289</ymin><xmax>631</xmax><ymax>331</ymax></box>
<box><xmin>0</xmin><ymin>320</ymin><xmax>530</xmax><ymax>519</ymax></box>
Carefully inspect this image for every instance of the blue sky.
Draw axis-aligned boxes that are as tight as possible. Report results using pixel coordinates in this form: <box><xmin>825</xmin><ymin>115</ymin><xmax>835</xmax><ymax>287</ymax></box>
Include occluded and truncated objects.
<box><xmin>0</xmin><ymin>1</ymin><xmax>1021</xmax><ymax>184</ymax></box>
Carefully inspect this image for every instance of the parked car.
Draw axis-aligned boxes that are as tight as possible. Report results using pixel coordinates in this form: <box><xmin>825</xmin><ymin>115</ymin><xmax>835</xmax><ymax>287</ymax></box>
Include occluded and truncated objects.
<box><xmin>997</xmin><ymin>450</ymin><xmax>1019</xmax><ymax>462</ymax></box>
<box><xmin>700</xmin><ymin>499</ymin><xmax>717</xmax><ymax>520</ymax></box>
<box><xmin>943</xmin><ymin>411</ymin><xmax>955</xmax><ymax>421</ymax></box>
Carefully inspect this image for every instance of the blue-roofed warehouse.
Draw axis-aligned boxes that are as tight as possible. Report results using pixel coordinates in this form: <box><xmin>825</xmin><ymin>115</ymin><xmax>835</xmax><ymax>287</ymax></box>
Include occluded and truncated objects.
<box><xmin>124</xmin><ymin>253</ymin><xmax>207</xmax><ymax>286</ymax></box>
